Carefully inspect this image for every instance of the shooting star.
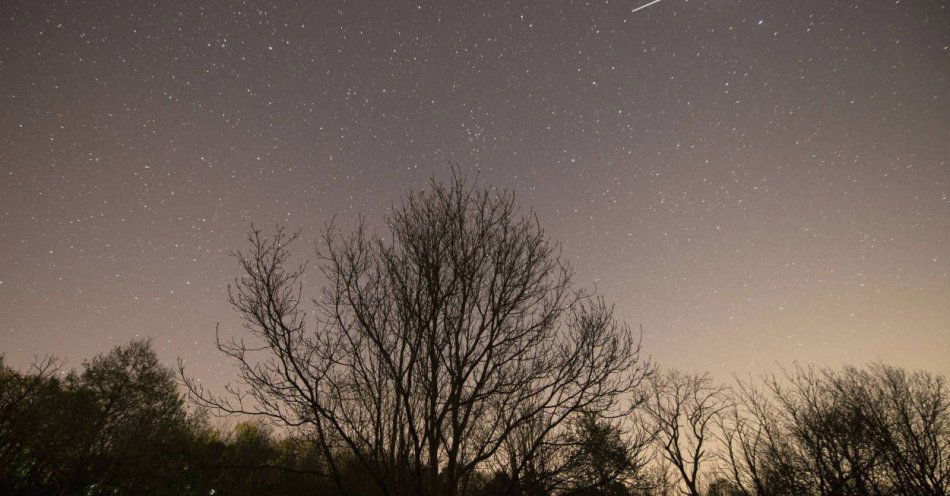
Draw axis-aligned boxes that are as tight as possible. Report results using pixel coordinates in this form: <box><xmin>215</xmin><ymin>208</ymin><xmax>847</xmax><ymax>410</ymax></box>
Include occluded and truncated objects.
<box><xmin>630</xmin><ymin>0</ymin><xmax>666</xmax><ymax>14</ymax></box>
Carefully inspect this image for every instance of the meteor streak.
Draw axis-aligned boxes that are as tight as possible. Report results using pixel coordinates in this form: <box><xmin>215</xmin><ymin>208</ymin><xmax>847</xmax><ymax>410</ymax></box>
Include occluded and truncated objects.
<box><xmin>630</xmin><ymin>0</ymin><xmax>666</xmax><ymax>14</ymax></box>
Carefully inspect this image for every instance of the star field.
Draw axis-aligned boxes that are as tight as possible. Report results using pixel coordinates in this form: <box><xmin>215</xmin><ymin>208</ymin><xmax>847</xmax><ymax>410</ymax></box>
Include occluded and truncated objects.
<box><xmin>1</xmin><ymin>0</ymin><xmax>948</xmax><ymax>385</ymax></box>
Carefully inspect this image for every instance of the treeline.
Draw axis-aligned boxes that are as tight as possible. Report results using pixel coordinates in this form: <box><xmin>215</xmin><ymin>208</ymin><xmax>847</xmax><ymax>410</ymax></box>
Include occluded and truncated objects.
<box><xmin>1</xmin><ymin>341</ymin><xmax>947</xmax><ymax>495</ymax></box>
<box><xmin>3</xmin><ymin>174</ymin><xmax>948</xmax><ymax>495</ymax></box>
<box><xmin>0</xmin><ymin>341</ymin><xmax>339</xmax><ymax>495</ymax></box>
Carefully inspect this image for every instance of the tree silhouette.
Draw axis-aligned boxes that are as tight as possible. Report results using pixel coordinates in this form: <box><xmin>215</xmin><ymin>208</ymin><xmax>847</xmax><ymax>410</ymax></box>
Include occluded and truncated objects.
<box><xmin>718</xmin><ymin>364</ymin><xmax>950</xmax><ymax>496</ymax></box>
<box><xmin>182</xmin><ymin>172</ymin><xmax>651</xmax><ymax>495</ymax></box>
<box><xmin>0</xmin><ymin>340</ymin><xmax>201</xmax><ymax>495</ymax></box>
<box><xmin>643</xmin><ymin>369</ymin><xmax>730</xmax><ymax>496</ymax></box>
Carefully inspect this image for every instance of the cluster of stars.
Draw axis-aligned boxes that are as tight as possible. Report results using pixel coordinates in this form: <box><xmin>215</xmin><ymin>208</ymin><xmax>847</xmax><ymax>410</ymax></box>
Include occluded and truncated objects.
<box><xmin>0</xmin><ymin>0</ymin><xmax>947</xmax><ymax>384</ymax></box>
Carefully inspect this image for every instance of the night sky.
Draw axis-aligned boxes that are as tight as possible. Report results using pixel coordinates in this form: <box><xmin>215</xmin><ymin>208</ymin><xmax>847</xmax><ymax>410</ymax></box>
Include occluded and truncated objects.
<box><xmin>1</xmin><ymin>0</ymin><xmax>948</xmax><ymax>386</ymax></box>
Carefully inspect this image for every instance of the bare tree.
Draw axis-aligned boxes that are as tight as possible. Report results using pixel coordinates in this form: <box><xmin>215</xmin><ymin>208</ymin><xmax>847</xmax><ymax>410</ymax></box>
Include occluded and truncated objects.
<box><xmin>715</xmin><ymin>378</ymin><xmax>773</xmax><ymax>496</ymax></box>
<box><xmin>717</xmin><ymin>363</ymin><xmax>950</xmax><ymax>496</ymax></box>
<box><xmin>833</xmin><ymin>364</ymin><xmax>949</xmax><ymax>496</ymax></box>
<box><xmin>182</xmin><ymin>173</ymin><xmax>650</xmax><ymax>496</ymax></box>
<box><xmin>644</xmin><ymin>369</ymin><xmax>731</xmax><ymax>496</ymax></box>
<box><xmin>766</xmin><ymin>365</ymin><xmax>886</xmax><ymax>496</ymax></box>
<box><xmin>716</xmin><ymin>372</ymin><xmax>819</xmax><ymax>496</ymax></box>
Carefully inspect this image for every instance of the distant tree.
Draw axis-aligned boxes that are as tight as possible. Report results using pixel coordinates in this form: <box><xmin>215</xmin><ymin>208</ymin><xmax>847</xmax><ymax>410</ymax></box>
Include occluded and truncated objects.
<box><xmin>0</xmin><ymin>340</ymin><xmax>200</xmax><ymax>495</ymax></box>
<box><xmin>764</xmin><ymin>365</ymin><xmax>885</xmax><ymax>496</ymax></box>
<box><xmin>559</xmin><ymin>412</ymin><xmax>652</xmax><ymax>495</ymax></box>
<box><xmin>629</xmin><ymin>463</ymin><xmax>678</xmax><ymax>496</ymax></box>
<box><xmin>490</xmin><ymin>409</ymin><xmax>652</xmax><ymax>495</ymax></box>
<box><xmin>207</xmin><ymin>421</ymin><xmax>288</xmax><ymax>494</ymax></box>
<box><xmin>0</xmin><ymin>355</ymin><xmax>59</xmax><ymax>479</ymax></box>
<box><xmin>719</xmin><ymin>363</ymin><xmax>950</xmax><ymax>496</ymax></box>
<box><xmin>183</xmin><ymin>172</ymin><xmax>651</xmax><ymax>496</ymax></box>
<box><xmin>69</xmin><ymin>339</ymin><xmax>191</xmax><ymax>493</ymax></box>
<box><xmin>830</xmin><ymin>364</ymin><xmax>949</xmax><ymax>496</ymax></box>
<box><xmin>716</xmin><ymin>380</ymin><xmax>772</xmax><ymax>496</ymax></box>
<box><xmin>705</xmin><ymin>477</ymin><xmax>747</xmax><ymax>496</ymax></box>
<box><xmin>643</xmin><ymin>369</ymin><xmax>730</xmax><ymax>496</ymax></box>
